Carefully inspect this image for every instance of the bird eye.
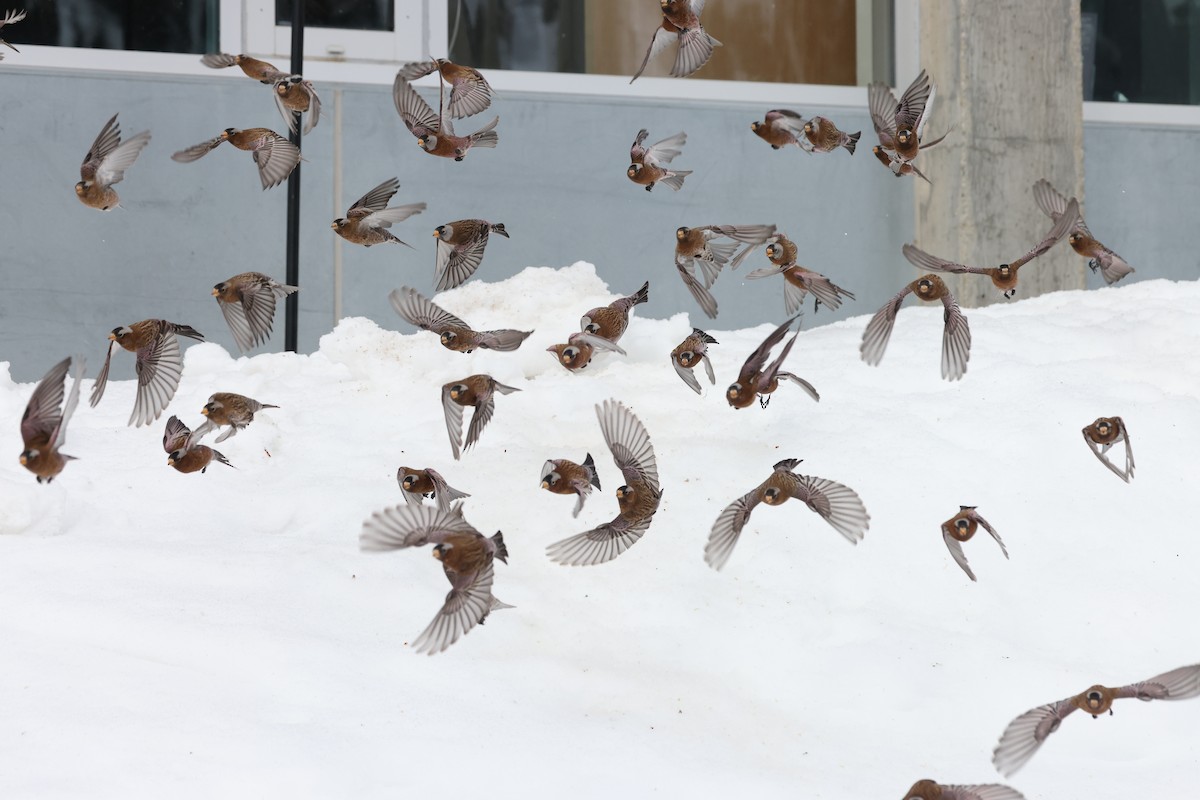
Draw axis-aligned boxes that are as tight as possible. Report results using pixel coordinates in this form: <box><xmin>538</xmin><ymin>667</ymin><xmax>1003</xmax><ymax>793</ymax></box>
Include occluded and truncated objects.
<box><xmin>562</xmin><ymin>346</ymin><xmax>579</xmax><ymax>362</ymax></box>
<box><xmin>679</xmin><ymin>351</ymin><xmax>694</xmax><ymax>365</ymax></box>
<box><xmin>764</xmin><ymin>487</ymin><xmax>781</xmax><ymax>501</ymax></box>
<box><xmin>956</xmin><ymin>519</ymin><xmax>970</xmax><ymax>531</ymax></box>
<box><xmin>918</xmin><ymin>280</ymin><xmax>932</xmax><ymax>291</ymax></box>
<box><xmin>441</xmin><ymin>331</ymin><xmax>457</xmax><ymax>343</ymax></box>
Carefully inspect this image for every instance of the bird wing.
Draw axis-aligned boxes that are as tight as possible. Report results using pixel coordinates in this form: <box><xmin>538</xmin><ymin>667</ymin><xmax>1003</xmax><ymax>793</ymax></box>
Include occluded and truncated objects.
<box><xmin>441</xmin><ymin>385</ymin><xmax>465</xmax><ymax>461</ymax></box>
<box><xmin>672</xmin><ymin>24</ymin><xmax>718</xmax><ymax>78</ymax></box>
<box><xmin>895</xmin><ymin>69</ymin><xmax>933</xmax><ymax>133</ymax></box>
<box><xmin>446</xmin><ymin>70</ymin><xmax>494</xmax><ymax>119</ymax></box>
<box><xmin>674</xmin><ymin>261</ymin><xmax>718</xmax><ymax>319</ymax></box>
<box><xmin>463</xmin><ymin>388</ymin><xmax>496</xmax><ymax>455</ymax></box>
<box><xmin>704</xmin><ymin>486</ymin><xmax>765</xmax><ymax>570</ymax></box>
<box><xmin>348</xmin><ymin>177</ymin><xmax>400</xmax><ymax>215</ymax></box>
<box><xmin>672</xmin><ymin>354</ymin><xmax>704</xmax><ymax>395</ymax></box>
<box><xmin>643</xmin><ymin>131</ymin><xmax>687</xmax><ymax>167</ymax></box>
<box><xmin>389</xmin><ymin>286</ymin><xmax>469</xmax><ymax>333</ymax></box>
<box><xmin>360</xmin><ymin>502</ymin><xmax>478</xmax><ymax>551</ymax></box>
<box><xmin>1009</xmin><ymin>198</ymin><xmax>1079</xmax><ymax>268</ymax></box>
<box><xmin>901</xmin><ymin>243</ymin><xmax>986</xmax><ymax>274</ymax></box>
<box><xmin>393</xmin><ymin>75</ymin><xmax>440</xmax><ymax>137</ymax></box>
<box><xmin>365</xmin><ymin>203</ymin><xmax>426</xmax><ymax>231</ymax></box>
<box><xmin>162</xmin><ymin>414</ymin><xmax>193</xmax><ymax>454</ymax></box>
<box><xmin>427</xmin><ymin>468</ymin><xmax>471</xmax><ymax>512</ymax></box>
<box><xmin>436</xmin><ymin>232</ymin><xmax>490</xmax><ymax>293</ymax></box>
<box><xmin>704</xmin><ymin>224</ymin><xmax>776</xmax><ymax>245</ymax></box>
<box><xmin>789</xmin><ymin>474</ymin><xmax>869</xmax><ymax>544</ymax></box>
<box><xmin>21</xmin><ymin>357</ymin><xmax>71</xmax><ymax>446</ymax></box>
<box><xmin>629</xmin><ymin>128</ymin><xmax>649</xmax><ymax>162</ymax></box>
<box><xmin>251</xmin><ymin>134</ymin><xmax>300</xmax><ymax>190</ymax></box>
<box><xmin>238</xmin><ymin>279</ymin><xmax>281</xmax><ymax>351</ymax></box>
<box><xmin>867</xmin><ymin>82</ymin><xmax>899</xmax><ymax>147</ymax></box>
<box><xmin>860</xmin><ymin>285</ymin><xmax>913</xmax><ymax>366</ymax></box>
<box><xmin>80</xmin><ymin>114</ymin><xmax>122</xmax><ymax>176</ymax></box>
<box><xmin>940</xmin><ymin>295</ymin><xmax>972</xmax><ymax>381</ymax></box>
<box><xmin>943</xmin><ymin>528</ymin><xmax>977</xmax><ymax>581</ymax></box>
<box><xmin>170</xmin><ymin>135</ymin><xmax>224</xmax><ymax>163</ymax></box>
<box><xmin>739</xmin><ymin>317</ymin><xmax>794</xmax><ymax>380</ymax></box>
<box><xmin>51</xmin><ymin>357</ymin><xmax>85</xmax><ymax>452</ymax></box>
<box><xmin>412</xmin><ymin>561</ymin><xmax>497</xmax><ymax>654</ymax></box>
<box><xmin>1115</xmin><ymin>664</ymin><xmax>1200</xmax><ymax>701</ymax></box>
<box><xmin>545</xmin><ymin>514</ymin><xmax>653</xmax><ymax>566</ymax></box>
<box><xmin>630</xmin><ymin>25</ymin><xmax>676</xmax><ymax>83</ymax></box>
<box><xmin>89</xmin><ymin>340</ymin><xmax>117</xmax><ymax>409</ymax></box>
<box><xmin>396</xmin><ymin>60</ymin><xmax>439</xmax><ymax>81</ymax></box>
<box><xmin>218</xmin><ymin>293</ymin><xmax>256</xmax><ymax>354</ymax></box>
<box><xmin>1081</xmin><ymin>425</ymin><xmax>1133</xmax><ymax>482</ymax></box>
<box><xmin>132</xmin><ymin>329</ymin><xmax>184</xmax><ymax>428</ymax></box>
<box><xmin>992</xmin><ymin>698</ymin><xmax>1078</xmax><ymax>777</ymax></box>
<box><xmin>974</xmin><ymin>514</ymin><xmax>1009</xmax><ymax>559</ymax></box>
<box><xmin>597</xmin><ymin>399</ymin><xmax>659</xmax><ymax>492</ymax></box>
<box><xmin>95</xmin><ymin>129</ymin><xmax>152</xmax><ymax>188</ymax></box>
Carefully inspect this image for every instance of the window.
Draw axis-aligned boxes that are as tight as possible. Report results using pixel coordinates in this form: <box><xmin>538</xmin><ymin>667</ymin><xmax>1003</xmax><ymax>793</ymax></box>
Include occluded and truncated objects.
<box><xmin>248</xmin><ymin>0</ymin><xmax>439</xmax><ymax>62</ymax></box>
<box><xmin>446</xmin><ymin>0</ymin><xmax>896</xmax><ymax>86</ymax></box>
<box><xmin>1082</xmin><ymin>0</ymin><xmax>1200</xmax><ymax>104</ymax></box>
<box><xmin>15</xmin><ymin>0</ymin><xmax>217</xmax><ymax>54</ymax></box>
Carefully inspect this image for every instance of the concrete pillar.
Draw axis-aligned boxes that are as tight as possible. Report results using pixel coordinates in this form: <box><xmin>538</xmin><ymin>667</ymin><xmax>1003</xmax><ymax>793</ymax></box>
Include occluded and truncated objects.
<box><xmin>915</xmin><ymin>1</ymin><xmax>1084</xmax><ymax>306</ymax></box>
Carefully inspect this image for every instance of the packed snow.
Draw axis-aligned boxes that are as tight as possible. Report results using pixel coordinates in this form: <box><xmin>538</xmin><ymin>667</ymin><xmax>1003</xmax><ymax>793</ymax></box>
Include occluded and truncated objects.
<box><xmin>2</xmin><ymin>263</ymin><xmax>1197</xmax><ymax>799</ymax></box>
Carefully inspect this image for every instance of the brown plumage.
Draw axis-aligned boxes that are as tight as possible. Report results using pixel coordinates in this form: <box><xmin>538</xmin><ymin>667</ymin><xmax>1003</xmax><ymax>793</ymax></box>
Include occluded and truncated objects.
<box><xmin>872</xmin><ymin>144</ymin><xmax>930</xmax><ymax>182</ymax></box>
<box><xmin>19</xmin><ymin>356</ymin><xmax>84</xmax><ymax>484</ymax></box>
<box><xmin>434</xmin><ymin>220</ymin><xmax>509</xmax><ymax>291</ymax></box>
<box><xmin>397</xmin><ymin>467</ymin><xmax>471</xmax><ymax>513</ymax></box>
<box><xmin>746</xmin><ymin>234</ymin><xmax>856</xmax><ymax>315</ymax></box>
<box><xmin>705</xmin><ymin>458</ymin><xmax>870</xmax><ymax>570</ymax></box>
<box><xmin>390</xmin><ymin>286</ymin><xmax>532</xmax><ymax>353</ymax></box>
<box><xmin>581</xmin><ymin>281</ymin><xmax>649</xmax><ymax>342</ymax></box>
<box><xmin>541</xmin><ymin>453</ymin><xmax>602</xmax><ymax>518</ymax></box>
<box><xmin>901</xmin><ymin>198</ymin><xmax>1079</xmax><ymax>299</ymax></box>
<box><xmin>90</xmin><ymin>319</ymin><xmax>205</xmax><ymax>427</ymax></box>
<box><xmin>360</xmin><ymin>503</ymin><xmax>511</xmax><ymax>655</ymax></box>
<box><xmin>332</xmin><ymin>177</ymin><xmax>426</xmax><ymax>248</ymax></box>
<box><xmin>212</xmin><ymin>272</ymin><xmax>298</xmax><ymax>353</ymax></box>
<box><xmin>860</xmin><ymin>274</ymin><xmax>971</xmax><ymax>381</ymax></box>
<box><xmin>992</xmin><ymin>664</ymin><xmax>1200</xmax><ymax>777</ymax></box>
<box><xmin>802</xmin><ymin>115</ymin><xmax>860</xmax><ymax>155</ymax></box>
<box><xmin>163</xmin><ymin>414</ymin><xmax>232</xmax><ymax>474</ymax></box>
<box><xmin>726</xmin><ymin>318</ymin><xmax>819</xmax><ymax>409</ymax></box>
<box><xmin>630</xmin><ymin>0</ymin><xmax>721</xmax><ymax>82</ymax></box>
<box><xmin>75</xmin><ymin>113</ymin><xmax>151</xmax><ymax>211</ymax></box>
<box><xmin>670</xmin><ymin>328</ymin><xmax>717</xmax><ymax>394</ymax></box>
<box><xmin>674</xmin><ymin>224</ymin><xmax>777</xmax><ymax>318</ymax></box>
<box><xmin>868</xmin><ymin>69</ymin><xmax>948</xmax><ymax>166</ymax></box>
<box><xmin>750</xmin><ymin>109</ymin><xmax>810</xmax><ymax>151</ymax></box>
<box><xmin>171</xmin><ymin>127</ymin><xmax>301</xmax><ymax>190</ymax></box>
<box><xmin>547</xmin><ymin>331</ymin><xmax>627</xmax><ymax>373</ymax></box>
<box><xmin>441</xmin><ymin>374</ymin><xmax>521</xmax><ymax>460</ymax></box>
<box><xmin>546</xmin><ymin>400</ymin><xmax>661</xmax><ymax>566</ymax></box>
<box><xmin>901</xmin><ymin>779</ymin><xmax>1026</xmax><ymax>800</ymax></box>
<box><xmin>1082</xmin><ymin>416</ymin><xmax>1135</xmax><ymax>482</ymax></box>
<box><xmin>397</xmin><ymin>58</ymin><xmax>494</xmax><ymax>119</ymax></box>
<box><xmin>627</xmin><ymin>128</ymin><xmax>691</xmax><ymax>191</ymax></box>
<box><xmin>940</xmin><ymin>506</ymin><xmax>1008</xmax><ymax>582</ymax></box>
<box><xmin>1033</xmin><ymin>179</ymin><xmax>1135</xmax><ymax>285</ymax></box>
<box><xmin>194</xmin><ymin>392</ymin><xmax>277</xmax><ymax>443</ymax></box>
<box><xmin>393</xmin><ymin>74</ymin><xmax>498</xmax><ymax>161</ymax></box>
<box><xmin>200</xmin><ymin>53</ymin><xmax>320</xmax><ymax>134</ymax></box>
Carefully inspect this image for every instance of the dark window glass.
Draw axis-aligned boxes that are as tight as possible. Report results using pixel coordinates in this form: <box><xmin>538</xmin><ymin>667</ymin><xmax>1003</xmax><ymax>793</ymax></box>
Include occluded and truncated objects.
<box><xmin>276</xmin><ymin>1</ymin><xmax>394</xmax><ymax>31</ymax></box>
<box><xmin>447</xmin><ymin>0</ymin><xmax>888</xmax><ymax>86</ymax></box>
<box><xmin>16</xmin><ymin>0</ymin><xmax>217</xmax><ymax>54</ymax></box>
<box><xmin>1082</xmin><ymin>0</ymin><xmax>1199</xmax><ymax>104</ymax></box>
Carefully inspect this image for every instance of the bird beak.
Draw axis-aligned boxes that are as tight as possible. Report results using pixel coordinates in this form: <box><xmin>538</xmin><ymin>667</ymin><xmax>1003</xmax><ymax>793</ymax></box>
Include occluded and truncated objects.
<box><xmin>167</xmin><ymin>456</ymin><xmax>177</xmax><ymax>466</ymax></box>
<box><xmin>201</xmin><ymin>408</ymin><xmax>209</xmax><ymax>416</ymax></box>
<box><xmin>107</xmin><ymin>332</ymin><xmax>116</xmax><ymax>341</ymax></box>
<box><xmin>432</xmin><ymin>230</ymin><xmax>440</xmax><ymax>238</ymax></box>
<box><xmin>19</xmin><ymin>455</ymin><xmax>27</xmax><ymax>465</ymax></box>
<box><xmin>211</xmin><ymin>288</ymin><xmax>219</xmax><ymax>297</ymax></box>
<box><xmin>540</xmin><ymin>479</ymin><xmax>550</xmax><ymax>489</ymax></box>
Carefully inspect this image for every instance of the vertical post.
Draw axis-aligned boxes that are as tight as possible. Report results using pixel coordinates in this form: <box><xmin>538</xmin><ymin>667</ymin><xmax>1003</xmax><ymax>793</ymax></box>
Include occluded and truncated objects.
<box><xmin>332</xmin><ymin>88</ymin><xmax>343</xmax><ymax>324</ymax></box>
<box><xmin>915</xmin><ymin>0</ymin><xmax>1084</xmax><ymax>306</ymax></box>
<box><xmin>284</xmin><ymin>0</ymin><xmax>304</xmax><ymax>352</ymax></box>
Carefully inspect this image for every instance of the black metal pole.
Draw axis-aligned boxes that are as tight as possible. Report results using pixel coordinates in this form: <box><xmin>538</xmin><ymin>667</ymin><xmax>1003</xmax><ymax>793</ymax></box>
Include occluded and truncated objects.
<box><xmin>284</xmin><ymin>0</ymin><xmax>304</xmax><ymax>352</ymax></box>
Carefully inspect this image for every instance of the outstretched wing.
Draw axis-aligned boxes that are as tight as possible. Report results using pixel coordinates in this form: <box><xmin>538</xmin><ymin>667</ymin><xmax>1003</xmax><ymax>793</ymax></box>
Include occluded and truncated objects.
<box><xmin>860</xmin><ymin>285</ymin><xmax>912</xmax><ymax>366</ymax></box>
<box><xmin>1115</xmin><ymin>664</ymin><xmax>1200</xmax><ymax>701</ymax></box>
<box><xmin>901</xmin><ymin>243</ymin><xmax>988</xmax><ymax>275</ymax></box>
<box><xmin>643</xmin><ymin>131</ymin><xmax>687</xmax><ymax>167</ymax></box>
<box><xmin>546</xmin><ymin>515</ymin><xmax>652</xmax><ymax>566</ymax></box>
<box><xmin>940</xmin><ymin>295</ymin><xmax>971</xmax><ymax>382</ymax></box>
<box><xmin>441</xmin><ymin>385</ymin><xmax>465</xmax><ymax>461</ymax></box>
<box><xmin>992</xmin><ymin>698</ymin><xmax>1078</xmax><ymax>777</ymax></box>
<box><xmin>943</xmin><ymin>529</ymin><xmax>976</xmax><ymax>581</ymax></box>
<box><xmin>389</xmin><ymin>286</ymin><xmax>470</xmax><ymax>333</ymax></box>
<box><xmin>131</xmin><ymin>329</ymin><xmax>183</xmax><ymax>428</ymax></box>
<box><xmin>597</xmin><ymin>399</ymin><xmax>658</xmax><ymax>491</ymax></box>
<box><xmin>393</xmin><ymin>75</ymin><xmax>440</xmax><ymax>137</ymax></box>
<box><xmin>348</xmin><ymin>177</ymin><xmax>400</xmax><ymax>216</ymax></box>
<box><xmin>789</xmin><ymin>474</ymin><xmax>870</xmax><ymax>544</ymax></box>
<box><xmin>704</xmin><ymin>486</ymin><xmax>765</xmax><ymax>570</ymax></box>
<box><xmin>412</xmin><ymin>562</ymin><xmax>497</xmax><ymax>654</ymax></box>
<box><xmin>359</xmin><ymin>502</ymin><xmax>477</xmax><ymax>551</ymax></box>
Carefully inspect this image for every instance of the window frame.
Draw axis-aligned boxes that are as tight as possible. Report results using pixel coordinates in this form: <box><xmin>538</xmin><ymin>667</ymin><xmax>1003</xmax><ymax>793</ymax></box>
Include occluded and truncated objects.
<box><xmin>6</xmin><ymin>0</ymin><xmax>1199</xmax><ymax>128</ymax></box>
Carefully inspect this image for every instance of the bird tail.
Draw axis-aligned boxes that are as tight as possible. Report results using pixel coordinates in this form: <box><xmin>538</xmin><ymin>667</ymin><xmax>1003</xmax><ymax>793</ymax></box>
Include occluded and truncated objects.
<box><xmin>658</xmin><ymin>170</ymin><xmax>691</xmax><ymax>192</ymax></box>
<box><xmin>470</xmin><ymin>117</ymin><xmax>500</xmax><ymax>149</ymax></box>
<box><xmin>582</xmin><ymin>452</ymin><xmax>601</xmax><ymax>489</ymax></box>
<box><xmin>844</xmin><ymin>131</ymin><xmax>861</xmax><ymax>155</ymax></box>
<box><xmin>630</xmin><ymin>281</ymin><xmax>650</xmax><ymax>307</ymax></box>
<box><xmin>490</xmin><ymin>531</ymin><xmax>509</xmax><ymax>564</ymax></box>
<box><xmin>173</xmin><ymin>324</ymin><xmax>206</xmax><ymax>341</ymax></box>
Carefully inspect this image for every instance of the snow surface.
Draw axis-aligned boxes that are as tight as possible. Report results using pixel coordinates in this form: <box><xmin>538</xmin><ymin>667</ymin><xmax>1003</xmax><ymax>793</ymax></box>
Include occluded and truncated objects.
<box><xmin>2</xmin><ymin>263</ymin><xmax>1198</xmax><ymax>799</ymax></box>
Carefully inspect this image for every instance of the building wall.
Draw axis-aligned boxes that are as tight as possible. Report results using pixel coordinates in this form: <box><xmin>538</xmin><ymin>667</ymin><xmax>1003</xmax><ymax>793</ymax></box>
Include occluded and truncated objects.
<box><xmin>0</xmin><ymin>67</ymin><xmax>1194</xmax><ymax>381</ymax></box>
